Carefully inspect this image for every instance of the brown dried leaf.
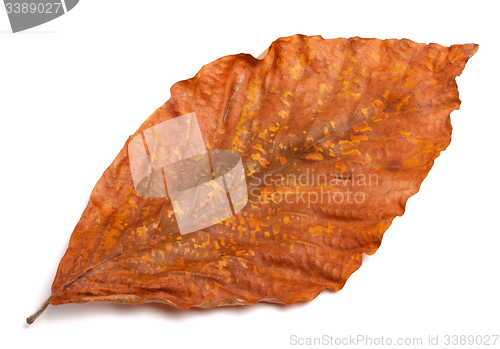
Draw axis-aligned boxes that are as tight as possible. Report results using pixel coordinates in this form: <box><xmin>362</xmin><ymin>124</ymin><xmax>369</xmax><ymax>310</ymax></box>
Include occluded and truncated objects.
<box><xmin>28</xmin><ymin>35</ymin><xmax>478</xmax><ymax>323</ymax></box>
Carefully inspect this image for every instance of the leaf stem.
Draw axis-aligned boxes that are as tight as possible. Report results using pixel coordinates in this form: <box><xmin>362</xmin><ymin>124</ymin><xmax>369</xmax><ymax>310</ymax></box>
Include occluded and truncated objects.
<box><xmin>26</xmin><ymin>298</ymin><xmax>50</xmax><ymax>325</ymax></box>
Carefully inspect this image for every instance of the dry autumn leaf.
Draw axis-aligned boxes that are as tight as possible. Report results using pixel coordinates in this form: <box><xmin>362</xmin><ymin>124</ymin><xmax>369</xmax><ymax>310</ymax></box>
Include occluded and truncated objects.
<box><xmin>27</xmin><ymin>34</ymin><xmax>478</xmax><ymax>324</ymax></box>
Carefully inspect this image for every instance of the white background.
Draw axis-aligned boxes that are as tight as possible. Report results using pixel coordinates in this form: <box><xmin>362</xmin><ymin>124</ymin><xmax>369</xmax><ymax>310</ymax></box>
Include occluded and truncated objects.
<box><xmin>1</xmin><ymin>1</ymin><xmax>498</xmax><ymax>348</ymax></box>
